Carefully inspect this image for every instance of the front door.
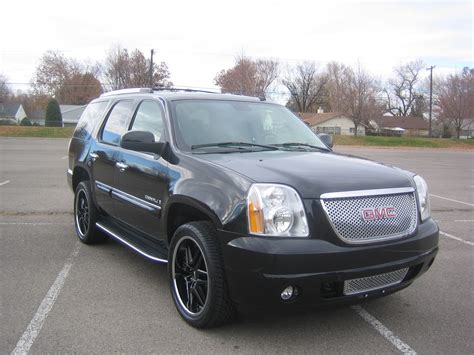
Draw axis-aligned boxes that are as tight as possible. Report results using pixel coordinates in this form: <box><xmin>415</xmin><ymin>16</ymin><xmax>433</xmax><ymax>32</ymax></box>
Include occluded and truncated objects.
<box><xmin>113</xmin><ymin>100</ymin><xmax>169</xmax><ymax>239</ymax></box>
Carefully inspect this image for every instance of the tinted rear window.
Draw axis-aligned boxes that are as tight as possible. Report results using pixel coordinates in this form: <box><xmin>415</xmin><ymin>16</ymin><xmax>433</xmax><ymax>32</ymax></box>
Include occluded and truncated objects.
<box><xmin>73</xmin><ymin>101</ymin><xmax>109</xmax><ymax>140</ymax></box>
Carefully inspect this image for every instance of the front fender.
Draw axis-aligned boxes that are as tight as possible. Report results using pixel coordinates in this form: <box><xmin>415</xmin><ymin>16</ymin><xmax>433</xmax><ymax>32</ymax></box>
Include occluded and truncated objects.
<box><xmin>165</xmin><ymin>153</ymin><xmax>253</xmax><ymax>234</ymax></box>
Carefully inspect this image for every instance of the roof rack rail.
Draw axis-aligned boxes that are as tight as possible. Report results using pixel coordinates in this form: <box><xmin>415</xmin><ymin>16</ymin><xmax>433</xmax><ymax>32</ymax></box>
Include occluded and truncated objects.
<box><xmin>152</xmin><ymin>86</ymin><xmax>220</xmax><ymax>95</ymax></box>
<box><xmin>100</xmin><ymin>88</ymin><xmax>153</xmax><ymax>97</ymax></box>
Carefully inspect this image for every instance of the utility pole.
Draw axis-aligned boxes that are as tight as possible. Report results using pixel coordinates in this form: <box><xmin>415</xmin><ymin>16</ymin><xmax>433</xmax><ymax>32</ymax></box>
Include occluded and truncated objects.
<box><xmin>149</xmin><ymin>49</ymin><xmax>154</xmax><ymax>87</ymax></box>
<box><xmin>427</xmin><ymin>65</ymin><xmax>435</xmax><ymax>137</ymax></box>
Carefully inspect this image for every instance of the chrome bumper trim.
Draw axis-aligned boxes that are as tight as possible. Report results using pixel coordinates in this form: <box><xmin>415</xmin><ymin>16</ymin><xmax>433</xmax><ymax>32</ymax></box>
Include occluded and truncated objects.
<box><xmin>94</xmin><ymin>180</ymin><xmax>161</xmax><ymax>212</ymax></box>
<box><xmin>320</xmin><ymin>187</ymin><xmax>414</xmax><ymax>199</ymax></box>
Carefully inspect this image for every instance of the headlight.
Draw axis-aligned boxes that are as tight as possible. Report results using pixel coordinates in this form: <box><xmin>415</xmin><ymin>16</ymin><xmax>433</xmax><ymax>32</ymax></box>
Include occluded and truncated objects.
<box><xmin>414</xmin><ymin>175</ymin><xmax>431</xmax><ymax>221</ymax></box>
<box><xmin>247</xmin><ymin>184</ymin><xmax>309</xmax><ymax>237</ymax></box>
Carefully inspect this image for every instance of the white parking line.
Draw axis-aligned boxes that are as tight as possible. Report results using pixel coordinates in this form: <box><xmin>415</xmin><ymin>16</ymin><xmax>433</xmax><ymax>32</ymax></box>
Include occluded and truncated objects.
<box><xmin>351</xmin><ymin>305</ymin><xmax>417</xmax><ymax>354</ymax></box>
<box><xmin>430</xmin><ymin>194</ymin><xmax>474</xmax><ymax>207</ymax></box>
<box><xmin>454</xmin><ymin>220</ymin><xmax>474</xmax><ymax>223</ymax></box>
<box><xmin>0</xmin><ymin>223</ymin><xmax>73</xmax><ymax>226</ymax></box>
<box><xmin>440</xmin><ymin>231</ymin><xmax>474</xmax><ymax>246</ymax></box>
<box><xmin>11</xmin><ymin>241</ymin><xmax>81</xmax><ymax>355</ymax></box>
<box><xmin>61</xmin><ymin>156</ymin><xmax>68</xmax><ymax>160</ymax></box>
<box><xmin>0</xmin><ymin>180</ymin><xmax>11</xmax><ymax>186</ymax></box>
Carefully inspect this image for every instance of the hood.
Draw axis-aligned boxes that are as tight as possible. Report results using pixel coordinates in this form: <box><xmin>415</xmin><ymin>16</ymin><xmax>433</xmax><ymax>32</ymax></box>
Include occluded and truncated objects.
<box><xmin>195</xmin><ymin>151</ymin><xmax>414</xmax><ymax>198</ymax></box>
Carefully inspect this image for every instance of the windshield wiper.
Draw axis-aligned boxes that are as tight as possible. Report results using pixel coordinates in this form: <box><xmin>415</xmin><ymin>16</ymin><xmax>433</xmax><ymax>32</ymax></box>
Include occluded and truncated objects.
<box><xmin>191</xmin><ymin>142</ymin><xmax>279</xmax><ymax>151</ymax></box>
<box><xmin>273</xmin><ymin>142</ymin><xmax>331</xmax><ymax>151</ymax></box>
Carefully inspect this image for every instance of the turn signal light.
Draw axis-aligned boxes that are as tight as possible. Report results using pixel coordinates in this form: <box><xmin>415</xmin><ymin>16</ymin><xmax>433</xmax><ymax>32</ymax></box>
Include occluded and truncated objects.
<box><xmin>248</xmin><ymin>200</ymin><xmax>264</xmax><ymax>234</ymax></box>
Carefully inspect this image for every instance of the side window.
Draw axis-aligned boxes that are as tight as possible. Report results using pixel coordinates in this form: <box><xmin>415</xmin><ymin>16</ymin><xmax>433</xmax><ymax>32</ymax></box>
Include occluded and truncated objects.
<box><xmin>101</xmin><ymin>100</ymin><xmax>134</xmax><ymax>145</ymax></box>
<box><xmin>73</xmin><ymin>101</ymin><xmax>109</xmax><ymax>140</ymax></box>
<box><xmin>131</xmin><ymin>100</ymin><xmax>164</xmax><ymax>141</ymax></box>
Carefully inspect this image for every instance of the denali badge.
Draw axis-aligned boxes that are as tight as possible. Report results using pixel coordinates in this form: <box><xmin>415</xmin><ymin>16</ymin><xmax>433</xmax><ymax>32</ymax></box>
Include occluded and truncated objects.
<box><xmin>144</xmin><ymin>195</ymin><xmax>161</xmax><ymax>205</ymax></box>
<box><xmin>361</xmin><ymin>206</ymin><xmax>397</xmax><ymax>221</ymax></box>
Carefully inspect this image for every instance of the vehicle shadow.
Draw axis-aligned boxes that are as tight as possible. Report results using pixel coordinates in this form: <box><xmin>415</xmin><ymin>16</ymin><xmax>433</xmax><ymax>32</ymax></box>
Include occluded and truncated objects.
<box><xmin>89</xmin><ymin>237</ymin><xmax>392</xmax><ymax>353</ymax></box>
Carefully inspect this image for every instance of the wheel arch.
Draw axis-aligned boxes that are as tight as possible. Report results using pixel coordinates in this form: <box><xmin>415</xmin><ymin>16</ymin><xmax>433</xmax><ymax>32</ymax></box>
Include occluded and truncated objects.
<box><xmin>72</xmin><ymin>166</ymin><xmax>90</xmax><ymax>192</ymax></box>
<box><xmin>164</xmin><ymin>195</ymin><xmax>222</xmax><ymax>244</ymax></box>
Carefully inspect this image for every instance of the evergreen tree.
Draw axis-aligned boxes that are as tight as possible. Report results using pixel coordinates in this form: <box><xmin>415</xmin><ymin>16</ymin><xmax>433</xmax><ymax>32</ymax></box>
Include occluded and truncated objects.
<box><xmin>45</xmin><ymin>98</ymin><xmax>63</xmax><ymax>127</ymax></box>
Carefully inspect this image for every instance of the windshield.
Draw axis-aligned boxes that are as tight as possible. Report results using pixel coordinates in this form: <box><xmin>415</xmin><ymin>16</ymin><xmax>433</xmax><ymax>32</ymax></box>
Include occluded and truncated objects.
<box><xmin>170</xmin><ymin>100</ymin><xmax>327</xmax><ymax>152</ymax></box>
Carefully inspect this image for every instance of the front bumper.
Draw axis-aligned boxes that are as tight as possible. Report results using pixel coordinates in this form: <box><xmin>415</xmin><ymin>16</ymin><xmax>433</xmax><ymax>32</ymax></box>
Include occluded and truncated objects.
<box><xmin>220</xmin><ymin>218</ymin><xmax>438</xmax><ymax>308</ymax></box>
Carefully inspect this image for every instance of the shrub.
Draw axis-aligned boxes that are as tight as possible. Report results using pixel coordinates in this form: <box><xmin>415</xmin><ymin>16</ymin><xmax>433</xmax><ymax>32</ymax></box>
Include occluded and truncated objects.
<box><xmin>20</xmin><ymin>117</ymin><xmax>32</xmax><ymax>126</ymax></box>
<box><xmin>0</xmin><ymin>119</ymin><xmax>15</xmax><ymax>126</ymax></box>
<box><xmin>45</xmin><ymin>98</ymin><xmax>63</xmax><ymax>127</ymax></box>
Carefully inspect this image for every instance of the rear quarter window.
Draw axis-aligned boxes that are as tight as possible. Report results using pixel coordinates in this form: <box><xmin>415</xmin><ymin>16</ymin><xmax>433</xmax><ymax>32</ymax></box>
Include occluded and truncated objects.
<box><xmin>73</xmin><ymin>101</ymin><xmax>109</xmax><ymax>140</ymax></box>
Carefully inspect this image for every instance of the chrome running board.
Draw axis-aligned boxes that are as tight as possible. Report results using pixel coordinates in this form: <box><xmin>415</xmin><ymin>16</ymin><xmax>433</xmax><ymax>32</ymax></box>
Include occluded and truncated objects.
<box><xmin>96</xmin><ymin>221</ymin><xmax>168</xmax><ymax>263</ymax></box>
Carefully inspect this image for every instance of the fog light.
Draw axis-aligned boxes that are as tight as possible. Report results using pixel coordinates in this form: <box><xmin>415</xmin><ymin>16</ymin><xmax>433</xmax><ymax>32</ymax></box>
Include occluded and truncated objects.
<box><xmin>281</xmin><ymin>285</ymin><xmax>294</xmax><ymax>301</ymax></box>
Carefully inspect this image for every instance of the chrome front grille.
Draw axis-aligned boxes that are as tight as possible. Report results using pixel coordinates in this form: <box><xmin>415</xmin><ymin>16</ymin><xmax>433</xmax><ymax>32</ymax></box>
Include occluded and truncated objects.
<box><xmin>321</xmin><ymin>188</ymin><xmax>418</xmax><ymax>243</ymax></box>
<box><xmin>343</xmin><ymin>268</ymin><xmax>409</xmax><ymax>295</ymax></box>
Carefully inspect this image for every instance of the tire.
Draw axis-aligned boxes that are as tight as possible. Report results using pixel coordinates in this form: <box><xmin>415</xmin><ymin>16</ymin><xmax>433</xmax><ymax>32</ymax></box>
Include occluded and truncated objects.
<box><xmin>74</xmin><ymin>181</ymin><xmax>105</xmax><ymax>244</ymax></box>
<box><xmin>169</xmin><ymin>221</ymin><xmax>235</xmax><ymax>328</ymax></box>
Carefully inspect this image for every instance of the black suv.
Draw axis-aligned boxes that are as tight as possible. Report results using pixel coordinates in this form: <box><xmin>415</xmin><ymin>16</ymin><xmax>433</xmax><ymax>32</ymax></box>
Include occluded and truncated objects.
<box><xmin>67</xmin><ymin>88</ymin><xmax>439</xmax><ymax>328</ymax></box>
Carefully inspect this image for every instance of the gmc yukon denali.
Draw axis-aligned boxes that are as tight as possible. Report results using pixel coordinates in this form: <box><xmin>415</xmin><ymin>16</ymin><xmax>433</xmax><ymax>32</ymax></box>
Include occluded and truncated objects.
<box><xmin>67</xmin><ymin>88</ymin><xmax>439</xmax><ymax>328</ymax></box>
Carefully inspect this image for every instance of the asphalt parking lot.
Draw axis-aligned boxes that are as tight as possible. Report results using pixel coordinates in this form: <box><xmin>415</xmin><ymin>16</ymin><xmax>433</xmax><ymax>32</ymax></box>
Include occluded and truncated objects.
<box><xmin>1</xmin><ymin>137</ymin><xmax>473</xmax><ymax>354</ymax></box>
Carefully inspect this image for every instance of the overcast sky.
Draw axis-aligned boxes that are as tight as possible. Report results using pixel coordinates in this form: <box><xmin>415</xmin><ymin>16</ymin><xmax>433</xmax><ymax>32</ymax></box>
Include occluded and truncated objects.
<box><xmin>1</xmin><ymin>0</ymin><xmax>472</xmax><ymax>97</ymax></box>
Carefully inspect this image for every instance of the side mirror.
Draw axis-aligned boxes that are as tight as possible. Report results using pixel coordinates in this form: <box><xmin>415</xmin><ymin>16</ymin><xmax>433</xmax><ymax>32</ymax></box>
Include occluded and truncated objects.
<box><xmin>317</xmin><ymin>133</ymin><xmax>333</xmax><ymax>149</ymax></box>
<box><xmin>120</xmin><ymin>131</ymin><xmax>167</xmax><ymax>155</ymax></box>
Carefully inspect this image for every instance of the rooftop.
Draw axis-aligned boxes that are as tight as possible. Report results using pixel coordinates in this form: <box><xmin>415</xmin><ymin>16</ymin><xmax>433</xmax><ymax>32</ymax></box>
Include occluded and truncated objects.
<box><xmin>379</xmin><ymin>116</ymin><xmax>429</xmax><ymax>130</ymax></box>
<box><xmin>299</xmin><ymin>112</ymin><xmax>346</xmax><ymax>126</ymax></box>
<box><xmin>0</xmin><ymin>103</ymin><xmax>22</xmax><ymax>118</ymax></box>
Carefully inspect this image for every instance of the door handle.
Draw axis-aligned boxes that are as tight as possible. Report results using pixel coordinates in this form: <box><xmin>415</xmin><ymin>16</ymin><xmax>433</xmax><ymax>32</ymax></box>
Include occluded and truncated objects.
<box><xmin>115</xmin><ymin>162</ymin><xmax>129</xmax><ymax>172</ymax></box>
<box><xmin>89</xmin><ymin>152</ymin><xmax>99</xmax><ymax>161</ymax></box>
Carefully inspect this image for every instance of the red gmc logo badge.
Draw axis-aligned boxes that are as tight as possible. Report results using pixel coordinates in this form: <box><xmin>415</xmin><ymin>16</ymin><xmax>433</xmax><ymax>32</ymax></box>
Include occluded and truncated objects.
<box><xmin>361</xmin><ymin>206</ymin><xmax>397</xmax><ymax>221</ymax></box>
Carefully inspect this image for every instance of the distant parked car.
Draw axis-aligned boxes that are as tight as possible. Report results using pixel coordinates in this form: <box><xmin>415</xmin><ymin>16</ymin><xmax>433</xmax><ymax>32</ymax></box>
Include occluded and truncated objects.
<box><xmin>67</xmin><ymin>88</ymin><xmax>439</xmax><ymax>328</ymax></box>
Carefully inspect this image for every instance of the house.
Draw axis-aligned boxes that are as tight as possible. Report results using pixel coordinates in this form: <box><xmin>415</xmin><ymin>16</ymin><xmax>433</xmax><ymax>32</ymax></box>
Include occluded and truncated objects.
<box><xmin>373</xmin><ymin>116</ymin><xmax>430</xmax><ymax>136</ymax></box>
<box><xmin>0</xmin><ymin>103</ymin><xmax>27</xmax><ymax>124</ymax></box>
<box><xmin>28</xmin><ymin>109</ymin><xmax>46</xmax><ymax>126</ymax></box>
<box><xmin>60</xmin><ymin>105</ymin><xmax>87</xmax><ymax>127</ymax></box>
<box><xmin>459</xmin><ymin>119</ymin><xmax>474</xmax><ymax>139</ymax></box>
<box><xmin>299</xmin><ymin>110</ymin><xmax>366</xmax><ymax>136</ymax></box>
<box><xmin>26</xmin><ymin>105</ymin><xmax>86</xmax><ymax>127</ymax></box>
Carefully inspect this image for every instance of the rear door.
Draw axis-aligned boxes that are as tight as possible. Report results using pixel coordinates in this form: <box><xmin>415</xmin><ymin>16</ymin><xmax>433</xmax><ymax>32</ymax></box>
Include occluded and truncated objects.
<box><xmin>90</xmin><ymin>99</ymin><xmax>135</xmax><ymax>217</ymax></box>
<box><xmin>114</xmin><ymin>99</ymin><xmax>169</xmax><ymax>239</ymax></box>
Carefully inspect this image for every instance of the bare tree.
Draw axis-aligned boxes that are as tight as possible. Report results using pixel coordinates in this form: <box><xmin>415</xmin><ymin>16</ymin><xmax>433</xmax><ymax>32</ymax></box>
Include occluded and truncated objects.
<box><xmin>104</xmin><ymin>46</ymin><xmax>172</xmax><ymax>90</ymax></box>
<box><xmin>327</xmin><ymin>62</ymin><xmax>382</xmax><ymax>136</ymax></box>
<box><xmin>58</xmin><ymin>72</ymin><xmax>103</xmax><ymax>105</ymax></box>
<box><xmin>326</xmin><ymin>61</ymin><xmax>350</xmax><ymax>112</ymax></box>
<box><xmin>31</xmin><ymin>50</ymin><xmax>103</xmax><ymax>104</ymax></box>
<box><xmin>214</xmin><ymin>55</ymin><xmax>279</xmax><ymax>98</ymax></box>
<box><xmin>282</xmin><ymin>62</ymin><xmax>328</xmax><ymax>113</ymax></box>
<box><xmin>410</xmin><ymin>95</ymin><xmax>427</xmax><ymax>117</ymax></box>
<box><xmin>215</xmin><ymin>57</ymin><xmax>256</xmax><ymax>96</ymax></box>
<box><xmin>255</xmin><ymin>59</ymin><xmax>279</xmax><ymax>96</ymax></box>
<box><xmin>437</xmin><ymin>67</ymin><xmax>474</xmax><ymax>139</ymax></box>
<box><xmin>384</xmin><ymin>60</ymin><xmax>425</xmax><ymax>116</ymax></box>
<box><xmin>0</xmin><ymin>74</ymin><xmax>11</xmax><ymax>102</ymax></box>
<box><xmin>32</xmin><ymin>50</ymin><xmax>82</xmax><ymax>97</ymax></box>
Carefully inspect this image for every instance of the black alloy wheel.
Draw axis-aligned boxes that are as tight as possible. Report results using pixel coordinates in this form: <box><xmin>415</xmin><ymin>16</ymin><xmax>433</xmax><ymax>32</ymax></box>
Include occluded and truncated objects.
<box><xmin>172</xmin><ymin>236</ymin><xmax>209</xmax><ymax>315</ymax></box>
<box><xmin>75</xmin><ymin>189</ymin><xmax>89</xmax><ymax>237</ymax></box>
<box><xmin>169</xmin><ymin>222</ymin><xmax>235</xmax><ymax>328</ymax></box>
<box><xmin>74</xmin><ymin>181</ymin><xmax>105</xmax><ymax>244</ymax></box>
